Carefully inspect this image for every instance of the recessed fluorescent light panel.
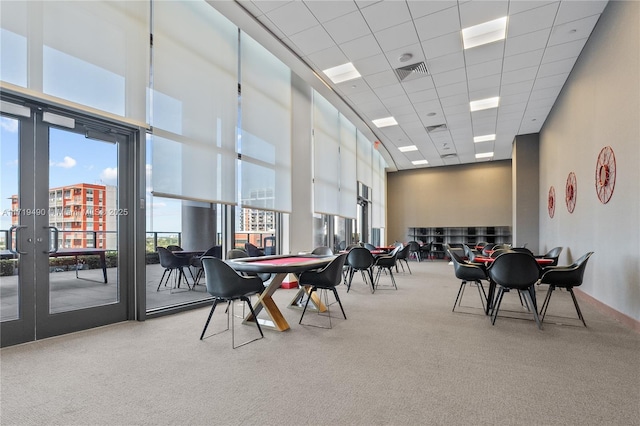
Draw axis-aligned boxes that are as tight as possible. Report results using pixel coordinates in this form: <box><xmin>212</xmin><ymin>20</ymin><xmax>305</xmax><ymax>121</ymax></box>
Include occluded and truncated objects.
<box><xmin>462</xmin><ymin>17</ymin><xmax>507</xmax><ymax>49</ymax></box>
<box><xmin>470</xmin><ymin>97</ymin><xmax>500</xmax><ymax>112</ymax></box>
<box><xmin>475</xmin><ymin>152</ymin><xmax>494</xmax><ymax>159</ymax></box>
<box><xmin>474</xmin><ymin>134</ymin><xmax>496</xmax><ymax>143</ymax></box>
<box><xmin>398</xmin><ymin>145</ymin><xmax>418</xmax><ymax>152</ymax></box>
<box><xmin>372</xmin><ymin>116</ymin><xmax>398</xmax><ymax>128</ymax></box>
<box><xmin>412</xmin><ymin>159</ymin><xmax>429</xmax><ymax>165</ymax></box>
<box><xmin>322</xmin><ymin>62</ymin><xmax>361</xmax><ymax>84</ymax></box>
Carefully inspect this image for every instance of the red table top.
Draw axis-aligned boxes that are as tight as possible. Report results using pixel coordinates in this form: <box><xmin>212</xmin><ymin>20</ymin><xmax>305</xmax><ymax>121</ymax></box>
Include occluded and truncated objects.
<box><xmin>473</xmin><ymin>255</ymin><xmax>554</xmax><ymax>265</ymax></box>
<box><xmin>229</xmin><ymin>254</ymin><xmax>336</xmax><ymax>274</ymax></box>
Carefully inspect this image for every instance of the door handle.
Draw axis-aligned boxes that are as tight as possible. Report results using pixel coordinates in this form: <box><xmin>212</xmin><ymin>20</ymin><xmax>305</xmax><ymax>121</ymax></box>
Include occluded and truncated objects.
<box><xmin>47</xmin><ymin>226</ymin><xmax>59</xmax><ymax>254</ymax></box>
<box><xmin>8</xmin><ymin>225</ymin><xmax>28</xmax><ymax>255</ymax></box>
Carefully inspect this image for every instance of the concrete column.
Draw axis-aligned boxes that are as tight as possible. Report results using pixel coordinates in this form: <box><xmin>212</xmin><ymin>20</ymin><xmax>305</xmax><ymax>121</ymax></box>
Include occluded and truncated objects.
<box><xmin>181</xmin><ymin>201</ymin><xmax>217</xmax><ymax>251</ymax></box>
<box><xmin>512</xmin><ymin>133</ymin><xmax>540</xmax><ymax>253</ymax></box>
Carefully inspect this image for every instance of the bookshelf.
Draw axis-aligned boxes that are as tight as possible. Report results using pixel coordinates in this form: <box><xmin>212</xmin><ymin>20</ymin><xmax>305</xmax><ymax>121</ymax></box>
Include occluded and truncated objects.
<box><xmin>407</xmin><ymin>226</ymin><xmax>512</xmax><ymax>259</ymax></box>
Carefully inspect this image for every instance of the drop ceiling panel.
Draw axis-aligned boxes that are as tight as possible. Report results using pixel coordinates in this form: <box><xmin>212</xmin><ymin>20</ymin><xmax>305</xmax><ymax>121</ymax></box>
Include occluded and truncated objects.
<box><xmin>232</xmin><ymin>0</ymin><xmax>608</xmax><ymax>171</ymax></box>
<box><xmin>458</xmin><ymin>0</ymin><xmax>509</xmax><ymax>28</ymax></box>
<box><xmin>323</xmin><ymin>11</ymin><xmax>371</xmax><ymax>44</ymax></box>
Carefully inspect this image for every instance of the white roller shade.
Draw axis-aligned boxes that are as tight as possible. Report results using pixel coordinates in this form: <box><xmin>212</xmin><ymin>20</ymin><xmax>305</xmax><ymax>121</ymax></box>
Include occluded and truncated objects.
<box><xmin>150</xmin><ymin>1</ymin><xmax>237</xmax><ymax>204</ymax></box>
<box><xmin>239</xmin><ymin>33</ymin><xmax>292</xmax><ymax>213</ymax></box>
<box><xmin>339</xmin><ymin>115</ymin><xmax>357</xmax><ymax>219</ymax></box>
<box><xmin>0</xmin><ymin>1</ymin><xmax>148</xmax><ymax>124</ymax></box>
<box><xmin>313</xmin><ymin>92</ymin><xmax>340</xmax><ymax>216</ymax></box>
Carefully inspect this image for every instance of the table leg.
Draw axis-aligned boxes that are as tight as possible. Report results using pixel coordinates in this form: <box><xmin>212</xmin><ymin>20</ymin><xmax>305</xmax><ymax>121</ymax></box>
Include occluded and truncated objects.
<box><xmin>288</xmin><ymin>284</ymin><xmax>328</xmax><ymax>313</ymax></box>
<box><xmin>243</xmin><ymin>273</ymin><xmax>290</xmax><ymax>331</ymax></box>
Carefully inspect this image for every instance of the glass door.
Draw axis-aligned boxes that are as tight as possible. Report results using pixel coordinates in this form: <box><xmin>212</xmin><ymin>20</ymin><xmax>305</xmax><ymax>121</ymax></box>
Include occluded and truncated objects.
<box><xmin>1</xmin><ymin>98</ymin><xmax>134</xmax><ymax>347</ymax></box>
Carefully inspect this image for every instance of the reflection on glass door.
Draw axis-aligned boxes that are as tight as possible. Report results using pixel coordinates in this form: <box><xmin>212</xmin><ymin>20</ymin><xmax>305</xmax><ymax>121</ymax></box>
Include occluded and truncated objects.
<box><xmin>48</xmin><ymin>126</ymin><xmax>120</xmax><ymax>313</ymax></box>
<box><xmin>0</xmin><ymin>115</ymin><xmax>21</xmax><ymax>322</ymax></box>
<box><xmin>1</xmin><ymin>98</ymin><xmax>132</xmax><ymax>347</ymax></box>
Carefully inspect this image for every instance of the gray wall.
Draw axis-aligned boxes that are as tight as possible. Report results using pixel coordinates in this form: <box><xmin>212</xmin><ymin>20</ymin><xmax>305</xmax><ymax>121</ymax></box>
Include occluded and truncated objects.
<box><xmin>539</xmin><ymin>0</ymin><xmax>640</xmax><ymax>322</ymax></box>
<box><xmin>386</xmin><ymin>160</ymin><xmax>512</xmax><ymax>243</ymax></box>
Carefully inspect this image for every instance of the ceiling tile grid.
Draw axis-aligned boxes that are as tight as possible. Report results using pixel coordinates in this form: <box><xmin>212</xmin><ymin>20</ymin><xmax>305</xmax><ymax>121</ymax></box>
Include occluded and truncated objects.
<box><xmin>237</xmin><ymin>0</ymin><xmax>608</xmax><ymax>171</ymax></box>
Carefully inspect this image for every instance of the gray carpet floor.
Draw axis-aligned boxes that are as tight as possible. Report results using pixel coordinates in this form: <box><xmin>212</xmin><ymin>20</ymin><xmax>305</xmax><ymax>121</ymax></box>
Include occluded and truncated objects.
<box><xmin>1</xmin><ymin>260</ymin><xmax>639</xmax><ymax>426</ymax></box>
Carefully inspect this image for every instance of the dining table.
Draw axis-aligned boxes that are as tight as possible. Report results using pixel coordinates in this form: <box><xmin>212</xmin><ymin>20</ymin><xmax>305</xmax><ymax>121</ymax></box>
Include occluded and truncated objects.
<box><xmin>227</xmin><ymin>254</ymin><xmax>336</xmax><ymax>331</ymax></box>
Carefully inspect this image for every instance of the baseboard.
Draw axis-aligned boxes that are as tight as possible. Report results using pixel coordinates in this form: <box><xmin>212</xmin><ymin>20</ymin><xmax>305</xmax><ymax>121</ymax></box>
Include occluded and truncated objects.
<box><xmin>575</xmin><ymin>288</ymin><xmax>640</xmax><ymax>333</ymax></box>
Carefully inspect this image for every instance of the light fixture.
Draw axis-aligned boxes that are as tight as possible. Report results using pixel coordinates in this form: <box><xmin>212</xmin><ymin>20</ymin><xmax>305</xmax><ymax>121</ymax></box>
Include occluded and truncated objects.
<box><xmin>475</xmin><ymin>152</ymin><xmax>494</xmax><ymax>159</ymax></box>
<box><xmin>322</xmin><ymin>62</ymin><xmax>361</xmax><ymax>84</ymax></box>
<box><xmin>372</xmin><ymin>116</ymin><xmax>398</xmax><ymax>128</ymax></box>
<box><xmin>474</xmin><ymin>134</ymin><xmax>496</xmax><ymax>143</ymax></box>
<box><xmin>412</xmin><ymin>159</ymin><xmax>429</xmax><ymax>165</ymax></box>
<box><xmin>470</xmin><ymin>96</ymin><xmax>500</xmax><ymax>112</ymax></box>
<box><xmin>462</xmin><ymin>17</ymin><xmax>507</xmax><ymax>49</ymax></box>
<box><xmin>398</xmin><ymin>53</ymin><xmax>413</xmax><ymax>62</ymax></box>
<box><xmin>398</xmin><ymin>145</ymin><xmax>418</xmax><ymax>152</ymax></box>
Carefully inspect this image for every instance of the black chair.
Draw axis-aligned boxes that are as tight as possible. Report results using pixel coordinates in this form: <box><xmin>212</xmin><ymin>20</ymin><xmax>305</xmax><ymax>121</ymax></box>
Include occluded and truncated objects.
<box><xmin>511</xmin><ymin>247</ymin><xmax>534</xmax><ymax>256</ymax></box>
<box><xmin>448</xmin><ymin>247</ymin><xmax>488</xmax><ymax>312</ymax></box>
<box><xmin>156</xmin><ymin>247</ymin><xmax>193</xmax><ymax>292</ymax></box>
<box><xmin>408</xmin><ymin>241</ymin><xmax>421</xmax><ymax>261</ymax></box>
<box><xmin>199</xmin><ymin>257</ymin><xmax>264</xmax><ymax>348</ymax></box>
<box><xmin>488</xmin><ymin>252</ymin><xmax>543</xmax><ymax>329</ymax></box>
<box><xmin>373</xmin><ymin>245</ymin><xmax>401</xmax><ymax>290</ymax></box>
<box><xmin>311</xmin><ymin>246</ymin><xmax>333</xmax><ymax>255</ymax></box>
<box><xmin>166</xmin><ymin>245</ymin><xmax>183</xmax><ymax>252</ymax></box>
<box><xmin>420</xmin><ymin>241</ymin><xmax>433</xmax><ymax>261</ymax></box>
<box><xmin>535</xmin><ymin>246</ymin><xmax>563</xmax><ymax>266</ymax></box>
<box><xmin>191</xmin><ymin>245</ymin><xmax>222</xmax><ymax>286</ymax></box>
<box><xmin>538</xmin><ymin>252</ymin><xmax>594</xmax><ymax>326</ymax></box>
<box><xmin>298</xmin><ymin>254</ymin><xmax>348</xmax><ymax>328</ymax></box>
<box><xmin>363</xmin><ymin>243</ymin><xmax>376</xmax><ymax>251</ymax></box>
<box><xmin>244</xmin><ymin>243</ymin><xmax>265</xmax><ymax>257</ymax></box>
<box><xmin>345</xmin><ymin>247</ymin><xmax>375</xmax><ymax>293</ymax></box>
<box><xmin>227</xmin><ymin>249</ymin><xmax>270</xmax><ymax>282</ymax></box>
<box><xmin>395</xmin><ymin>244</ymin><xmax>411</xmax><ymax>273</ymax></box>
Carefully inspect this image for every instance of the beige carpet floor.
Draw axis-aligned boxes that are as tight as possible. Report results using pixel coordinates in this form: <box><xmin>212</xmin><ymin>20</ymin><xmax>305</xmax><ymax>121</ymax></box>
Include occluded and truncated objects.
<box><xmin>1</xmin><ymin>260</ymin><xmax>639</xmax><ymax>426</ymax></box>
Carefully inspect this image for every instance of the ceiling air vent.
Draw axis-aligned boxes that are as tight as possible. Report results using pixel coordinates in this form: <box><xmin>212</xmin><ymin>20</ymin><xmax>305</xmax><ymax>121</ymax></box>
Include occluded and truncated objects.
<box><xmin>426</xmin><ymin>123</ymin><xmax>448</xmax><ymax>132</ymax></box>
<box><xmin>395</xmin><ymin>62</ymin><xmax>429</xmax><ymax>82</ymax></box>
<box><xmin>440</xmin><ymin>153</ymin><xmax>458</xmax><ymax>159</ymax></box>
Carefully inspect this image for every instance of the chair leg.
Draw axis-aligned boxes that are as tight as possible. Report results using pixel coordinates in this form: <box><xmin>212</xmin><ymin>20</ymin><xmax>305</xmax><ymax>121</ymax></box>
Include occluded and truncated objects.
<box><xmin>299</xmin><ymin>287</ymin><xmax>316</xmax><ymax>324</ymax></box>
<box><xmin>453</xmin><ymin>281</ymin><xmax>466</xmax><ymax>312</ymax></box>
<box><xmin>523</xmin><ymin>287</ymin><xmax>543</xmax><ymax>330</ymax></box>
<box><xmin>474</xmin><ymin>280</ymin><xmax>487</xmax><ymax>312</ymax></box>
<box><xmin>200</xmin><ymin>299</ymin><xmax>219</xmax><ymax>340</ymax></box>
<box><xmin>157</xmin><ymin>268</ymin><xmax>170</xmax><ymax>291</ymax></box>
<box><xmin>491</xmin><ymin>287</ymin><xmax>505</xmax><ymax>325</ymax></box>
<box><xmin>405</xmin><ymin>260</ymin><xmax>411</xmax><ymax>274</ymax></box>
<box><xmin>539</xmin><ymin>285</ymin><xmax>555</xmax><ymax>322</ymax></box>
<box><xmin>568</xmin><ymin>288</ymin><xmax>587</xmax><ymax>327</ymax></box>
<box><xmin>231</xmin><ymin>297</ymin><xmax>264</xmax><ymax>349</ymax></box>
<box><xmin>347</xmin><ymin>268</ymin><xmax>355</xmax><ymax>292</ymax></box>
<box><xmin>332</xmin><ymin>287</ymin><xmax>347</xmax><ymax>319</ymax></box>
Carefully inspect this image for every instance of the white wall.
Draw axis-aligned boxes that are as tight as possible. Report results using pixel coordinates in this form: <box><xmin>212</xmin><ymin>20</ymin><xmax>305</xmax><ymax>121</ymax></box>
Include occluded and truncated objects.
<box><xmin>539</xmin><ymin>0</ymin><xmax>640</xmax><ymax>321</ymax></box>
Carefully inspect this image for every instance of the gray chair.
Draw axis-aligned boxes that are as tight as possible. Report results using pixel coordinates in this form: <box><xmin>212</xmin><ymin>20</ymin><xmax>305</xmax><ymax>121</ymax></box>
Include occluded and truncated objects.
<box><xmin>408</xmin><ymin>241</ymin><xmax>421</xmax><ymax>261</ymax></box>
<box><xmin>488</xmin><ymin>252</ymin><xmax>543</xmax><ymax>329</ymax></box>
<box><xmin>298</xmin><ymin>254</ymin><xmax>348</xmax><ymax>328</ymax></box>
<box><xmin>396</xmin><ymin>244</ymin><xmax>412</xmax><ymax>274</ymax></box>
<box><xmin>227</xmin><ymin>249</ymin><xmax>270</xmax><ymax>282</ymax></box>
<box><xmin>156</xmin><ymin>247</ymin><xmax>192</xmax><ymax>292</ymax></box>
<box><xmin>199</xmin><ymin>257</ymin><xmax>264</xmax><ymax>348</ymax></box>
<box><xmin>191</xmin><ymin>245</ymin><xmax>222</xmax><ymax>286</ymax></box>
<box><xmin>244</xmin><ymin>243</ymin><xmax>265</xmax><ymax>257</ymax></box>
<box><xmin>538</xmin><ymin>252</ymin><xmax>594</xmax><ymax>326</ymax></box>
<box><xmin>311</xmin><ymin>246</ymin><xmax>333</xmax><ymax>255</ymax></box>
<box><xmin>448</xmin><ymin>247</ymin><xmax>488</xmax><ymax>312</ymax></box>
<box><xmin>535</xmin><ymin>246</ymin><xmax>563</xmax><ymax>266</ymax></box>
<box><xmin>363</xmin><ymin>243</ymin><xmax>376</xmax><ymax>251</ymax></box>
<box><xmin>373</xmin><ymin>245</ymin><xmax>401</xmax><ymax>290</ymax></box>
<box><xmin>346</xmin><ymin>247</ymin><xmax>375</xmax><ymax>293</ymax></box>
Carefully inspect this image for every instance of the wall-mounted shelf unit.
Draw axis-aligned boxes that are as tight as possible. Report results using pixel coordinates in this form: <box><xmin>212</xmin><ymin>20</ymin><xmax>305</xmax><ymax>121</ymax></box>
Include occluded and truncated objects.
<box><xmin>407</xmin><ymin>226</ymin><xmax>512</xmax><ymax>259</ymax></box>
